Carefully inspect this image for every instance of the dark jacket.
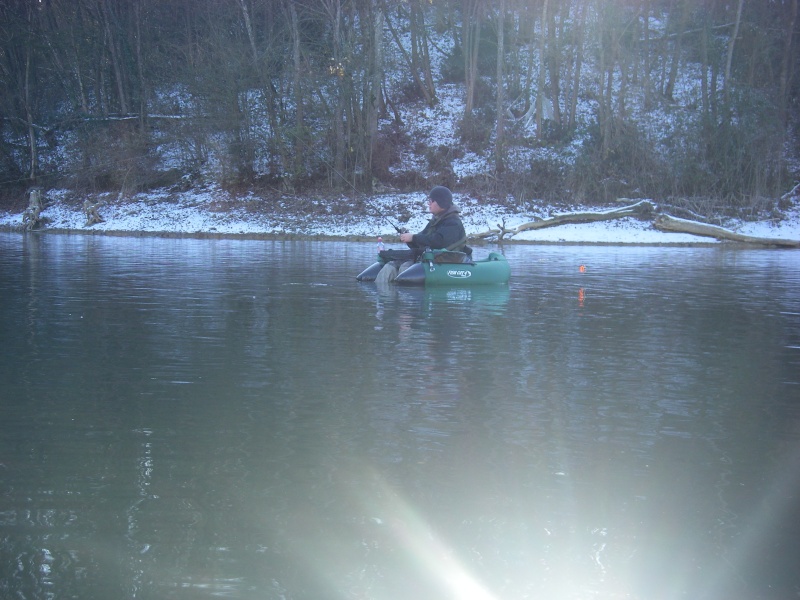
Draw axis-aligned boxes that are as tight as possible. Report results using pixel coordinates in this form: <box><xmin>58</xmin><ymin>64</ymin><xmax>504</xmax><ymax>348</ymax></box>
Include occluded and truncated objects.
<box><xmin>408</xmin><ymin>206</ymin><xmax>467</xmax><ymax>252</ymax></box>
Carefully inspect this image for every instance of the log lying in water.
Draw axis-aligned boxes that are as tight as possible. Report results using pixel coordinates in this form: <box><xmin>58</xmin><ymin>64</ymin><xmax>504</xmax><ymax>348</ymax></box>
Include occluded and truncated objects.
<box><xmin>653</xmin><ymin>214</ymin><xmax>800</xmax><ymax>248</ymax></box>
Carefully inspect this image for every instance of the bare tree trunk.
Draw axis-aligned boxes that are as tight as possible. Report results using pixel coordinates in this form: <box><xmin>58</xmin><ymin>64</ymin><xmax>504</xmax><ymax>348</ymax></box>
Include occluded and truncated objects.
<box><xmin>101</xmin><ymin>0</ymin><xmax>129</xmax><ymax>114</ymax></box>
<box><xmin>710</xmin><ymin>48</ymin><xmax>719</xmax><ymax>123</ymax></box>
<box><xmin>368</xmin><ymin>6</ymin><xmax>384</xmax><ymax>178</ymax></box>
<box><xmin>602</xmin><ymin>62</ymin><xmax>614</xmax><ymax>159</ymax></box>
<box><xmin>238</xmin><ymin>0</ymin><xmax>258</xmax><ymax>65</ymax></box>
<box><xmin>523</xmin><ymin>8</ymin><xmax>536</xmax><ymax>116</ymax></box>
<box><xmin>323</xmin><ymin>0</ymin><xmax>347</xmax><ymax>183</ymax></box>
<box><xmin>238</xmin><ymin>0</ymin><xmax>283</xmax><ymax>176</ymax></box>
<box><xmin>723</xmin><ymin>0</ymin><xmax>744</xmax><ymax>105</ymax></box>
<box><xmin>71</xmin><ymin>20</ymin><xmax>90</xmax><ymax>113</ymax></box>
<box><xmin>597</xmin><ymin>6</ymin><xmax>615</xmax><ymax>159</ymax></box>
<box><xmin>642</xmin><ymin>0</ymin><xmax>652</xmax><ymax>110</ymax></box>
<box><xmin>135</xmin><ymin>1</ymin><xmax>147</xmax><ymax>128</ymax></box>
<box><xmin>289</xmin><ymin>1</ymin><xmax>304</xmax><ymax>179</ymax></box>
<box><xmin>495</xmin><ymin>0</ymin><xmax>505</xmax><ymax>174</ymax></box>
<box><xmin>664</xmin><ymin>0</ymin><xmax>689</xmax><ymax>100</ymax></box>
<box><xmin>410</xmin><ymin>0</ymin><xmax>436</xmax><ymax>103</ymax></box>
<box><xmin>700</xmin><ymin>15</ymin><xmax>710</xmax><ymax>124</ymax></box>
<box><xmin>535</xmin><ymin>0</ymin><xmax>548</xmax><ymax>137</ymax></box>
<box><xmin>617</xmin><ymin>20</ymin><xmax>629</xmax><ymax>120</ymax></box>
<box><xmin>24</xmin><ymin>33</ymin><xmax>38</xmax><ymax>183</ymax></box>
<box><xmin>505</xmin><ymin>0</ymin><xmax>524</xmax><ymax>97</ymax></box>
<box><xmin>779</xmin><ymin>0</ymin><xmax>798</xmax><ymax>125</ymax></box>
<box><xmin>382</xmin><ymin>0</ymin><xmax>435</xmax><ymax>107</ymax></box>
<box><xmin>568</xmin><ymin>0</ymin><xmax>586</xmax><ymax>130</ymax></box>
<box><xmin>463</xmin><ymin>0</ymin><xmax>482</xmax><ymax>117</ymax></box>
<box><xmin>546</xmin><ymin>0</ymin><xmax>562</xmax><ymax>125</ymax></box>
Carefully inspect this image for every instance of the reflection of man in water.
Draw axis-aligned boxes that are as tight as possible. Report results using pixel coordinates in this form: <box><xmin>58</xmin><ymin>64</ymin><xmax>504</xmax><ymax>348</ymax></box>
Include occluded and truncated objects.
<box><xmin>377</xmin><ymin>186</ymin><xmax>467</xmax><ymax>283</ymax></box>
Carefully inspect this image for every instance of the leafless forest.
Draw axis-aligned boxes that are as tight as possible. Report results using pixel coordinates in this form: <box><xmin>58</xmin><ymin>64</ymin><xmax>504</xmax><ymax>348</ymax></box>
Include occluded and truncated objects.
<box><xmin>1</xmin><ymin>0</ymin><xmax>798</xmax><ymax>214</ymax></box>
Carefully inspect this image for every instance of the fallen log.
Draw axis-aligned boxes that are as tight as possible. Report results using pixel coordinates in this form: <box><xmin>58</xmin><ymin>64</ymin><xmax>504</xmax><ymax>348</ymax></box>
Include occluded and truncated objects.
<box><xmin>470</xmin><ymin>200</ymin><xmax>798</xmax><ymax>247</ymax></box>
<box><xmin>474</xmin><ymin>200</ymin><xmax>656</xmax><ymax>240</ymax></box>
<box><xmin>654</xmin><ymin>214</ymin><xmax>799</xmax><ymax>248</ymax></box>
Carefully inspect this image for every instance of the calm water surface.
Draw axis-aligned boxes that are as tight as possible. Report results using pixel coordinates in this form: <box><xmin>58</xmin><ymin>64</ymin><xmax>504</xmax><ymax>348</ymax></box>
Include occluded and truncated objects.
<box><xmin>1</xmin><ymin>233</ymin><xmax>799</xmax><ymax>600</ymax></box>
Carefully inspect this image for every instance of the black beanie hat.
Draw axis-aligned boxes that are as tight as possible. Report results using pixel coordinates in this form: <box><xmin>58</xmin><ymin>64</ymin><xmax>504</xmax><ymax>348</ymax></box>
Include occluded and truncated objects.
<box><xmin>429</xmin><ymin>186</ymin><xmax>453</xmax><ymax>209</ymax></box>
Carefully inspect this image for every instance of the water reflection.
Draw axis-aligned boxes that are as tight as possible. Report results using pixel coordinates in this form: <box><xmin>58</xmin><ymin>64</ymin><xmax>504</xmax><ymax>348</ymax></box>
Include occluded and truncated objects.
<box><xmin>1</xmin><ymin>235</ymin><xmax>799</xmax><ymax>599</ymax></box>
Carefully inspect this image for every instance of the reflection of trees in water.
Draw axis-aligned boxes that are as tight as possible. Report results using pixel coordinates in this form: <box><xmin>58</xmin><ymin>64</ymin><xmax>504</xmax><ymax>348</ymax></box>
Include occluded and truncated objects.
<box><xmin>6</xmin><ymin>239</ymin><xmax>800</xmax><ymax>599</ymax></box>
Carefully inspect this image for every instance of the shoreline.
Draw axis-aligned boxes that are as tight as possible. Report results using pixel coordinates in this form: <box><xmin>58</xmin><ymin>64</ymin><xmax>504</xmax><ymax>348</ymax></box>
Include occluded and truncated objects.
<box><xmin>2</xmin><ymin>189</ymin><xmax>798</xmax><ymax>247</ymax></box>
<box><xmin>0</xmin><ymin>224</ymin><xmax>744</xmax><ymax>247</ymax></box>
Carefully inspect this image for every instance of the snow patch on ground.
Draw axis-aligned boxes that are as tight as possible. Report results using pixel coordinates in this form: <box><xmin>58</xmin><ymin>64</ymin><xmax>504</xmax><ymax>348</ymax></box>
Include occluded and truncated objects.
<box><xmin>2</xmin><ymin>187</ymin><xmax>799</xmax><ymax>246</ymax></box>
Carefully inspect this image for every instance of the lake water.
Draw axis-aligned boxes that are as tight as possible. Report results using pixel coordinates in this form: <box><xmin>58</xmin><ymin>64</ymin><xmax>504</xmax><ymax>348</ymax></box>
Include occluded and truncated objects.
<box><xmin>1</xmin><ymin>233</ymin><xmax>799</xmax><ymax>600</ymax></box>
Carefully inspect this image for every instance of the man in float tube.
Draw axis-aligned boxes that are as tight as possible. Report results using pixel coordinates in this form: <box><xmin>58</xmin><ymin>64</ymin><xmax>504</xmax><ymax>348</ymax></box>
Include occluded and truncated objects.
<box><xmin>376</xmin><ymin>186</ymin><xmax>469</xmax><ymax>283</ymax></box>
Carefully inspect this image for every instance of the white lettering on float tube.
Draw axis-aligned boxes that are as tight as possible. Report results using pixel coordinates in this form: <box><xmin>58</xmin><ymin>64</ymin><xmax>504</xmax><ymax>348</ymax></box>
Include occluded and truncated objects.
<box><xmin>446</xmin><ymin>269</ymin><xmax>472</xmax><ymax>278</ymax></box>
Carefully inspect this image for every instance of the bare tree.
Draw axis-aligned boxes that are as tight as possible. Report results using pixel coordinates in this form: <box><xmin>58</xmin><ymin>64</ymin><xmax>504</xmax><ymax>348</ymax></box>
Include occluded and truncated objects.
<box><xmin>382</xmin><ymin>0</ymin><xmax>436</xmax><ymax>106</ymax></box>
<box><xmin>534</xmin><ymin>0</ymin><xmax>548</xmax><ymax>137</ymax></box>
<box><xmin>663</xmin><ymin>0</ymin><xmax>690</xmax><ymax>101</ymax></box>
<box><xmin>494</xmin><ymin>0</ymin><xmax>505</xmax><ymax>174</ymax></box>
<box><xmin>288</xmin><ymin>1</ymin><xmax>306</xmax><ymax>180</ymax></box>
<box><xmin>779</xmin><ymin>0</ymin><xmax>798</xmax><ymax>125</ymax></box>
<box><xmin>463</xmin><ymin>0</ymin><xmax>483</xmax><ymax>117</ymax></box>
<box><xmin>0</xmin><ymin>0</ymin><xmax>45</xmax><ymax>185</ymax></box>
<box><xmin>723</xmin><ymin>0</ymin><xmax>744</xmax><ymax>105</ymax></box>
<box><xmin>99</xmin><ymin>0</ymin><xmax>130</xmax><ymax>114</ymax></box>
<box><xmin>567</xmin><ymin>0</ymin><xmax>587</xmax><ymax>130</ymax></box>
<box><xmin>546</xmin><ymin>0</ymin><xmax>563</xmax><ymax>127</ymax></box>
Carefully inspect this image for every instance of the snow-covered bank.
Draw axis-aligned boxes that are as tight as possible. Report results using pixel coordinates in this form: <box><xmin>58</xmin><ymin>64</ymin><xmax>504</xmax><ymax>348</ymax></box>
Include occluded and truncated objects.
<box><xmin>2</xmin><ymin>187</ymin><xmax>800</xmax><ymax>246</ymax></box>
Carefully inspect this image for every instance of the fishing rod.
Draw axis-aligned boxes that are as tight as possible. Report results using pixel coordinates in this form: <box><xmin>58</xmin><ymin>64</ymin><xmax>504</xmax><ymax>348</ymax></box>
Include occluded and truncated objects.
<box><xmin>381</xmin><ymin>215</ymin><xmax>407</xmax><ymax>234</ymax></box>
